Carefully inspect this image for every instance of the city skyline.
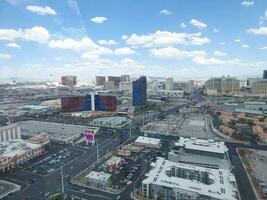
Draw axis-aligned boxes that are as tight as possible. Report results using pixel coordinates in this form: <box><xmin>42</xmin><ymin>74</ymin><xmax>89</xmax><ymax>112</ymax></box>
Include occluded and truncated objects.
<box><xmin>1</xmin><ymin>0</ymin><xmax>267</xmax><ymax>81</ymax></box>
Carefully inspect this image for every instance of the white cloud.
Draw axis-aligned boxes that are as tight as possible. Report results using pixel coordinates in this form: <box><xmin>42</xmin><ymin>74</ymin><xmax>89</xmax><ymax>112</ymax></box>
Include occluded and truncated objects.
<box><xmin>90</xmin><ymin>16</ymin><xmax>108</xmax><ymax>24</ymax></box>
<box><xmin>81</xmin><ymin>47</ymin><xmax>113</xmax><ymax>60</ymax></box>
<box><xmin>234</xmin><ymin>39</ymin><xmax>241</xmax><ymax>42</ymax></box>
<box><xmin>190</xmin><ymin>19</ymin><xmax>207</xmax><ymax>29</ymax></box>
<box><xmin>5</xmin><ymin>42</ymin><xmax>21</xmax><ymax>48</ymax></box>
<box><xmin>219</xmin><ymin>42</ymin><xmax>225</xmax><ymax>45</ymax></box>
<box><xmin>242</xmin><ymin>44</ymin><xmax>249</xmax><ymax>48</ymax></box>
<box><xmin>125</xmin><ymin>30</ymin><xmax>210</xmax><ymax>48</ymax></box>
<box><xmin>0</xmin><ymin>26</ymin><xmax>50</xmax><ymax>43</ymax></box>
<box><xmin>261</xmin><ymin>10</ymin><xmax>267</xmax><ymax>21</ymax></box>
<box><xmin>55</xmin><ymin>57</ymin><xmax>62</xmax><ymax>61</ymax></box>
<box><xmin>0</xmin><ymin>53</ymin><xmax>12</xmax><ymax>59</ymax></box>
<box><xmin>120</xmin><ymin>58</ymin><xmax>137</xmax><ymax>66</ymax></box>
<box><xmin>49</xmin><ymin>36</ymin><xmax>113</xmax><ymax>60</ymax></box>
<box><xmin>247</xmin><ymin>27</ymin><xmax>267</xmax><ymax>36</ymax></box>
<box><xmin>97</xmin><ymin>40</ymin><xmax>118</xmax><ymax>45</ymax></box>
<box><xmin>180</xmin><ymin>22</ymin><xmax>187</xmax><ymax>28</ymax></box>
<box><xmin>22</xmin><ymin>26</ymin><xmax>50</xmax><ymax>43</ymax></box>
<box><xmin>149</xmin><ymin>47</ymin><xmax>207</xmax><ymax>59</ymax></box>
<box><xmin>80</xmin><ymin>52</ymin><xmax>100</xmax><ymax>60</ymax></box>
<box><xmin>121</xmin><ymin>35</ymin><xmax>128</xmax><ymax>40</ymax></box>
<box><xmin>190</xmin><ymin>36</ymin><xmax>211</xmax><ymax>45</ymax></box>
<box><xmin>241</xmin><ymin>0</ymin><xmax>254</xmax><ymax>7</ymax></box>
<box><xmin>26</xmin><ymin>5</ymin><xmax>57</xmax><ymax>15</ymax></box>
<box><xmin>213</xmin><ymin>28</ymin><xmax>219</xmax><ymax>33</ymax></box>
<box><xmin>192</xmin><ymin>56</ymin><xmax>225</xmax><ymax>65</ymax></box>
<box><xmin>260</xmin><ymin>46</ymin><xmax>267</xmax><ymax>50</ymax></box>
<box><xmin>160</xmin><ymin>9</ymin><xmax>172</xmax><ymax>15</ymax></box>
<box><xmin>49</xmin><ymin>37</ymin><xmax>98</xmax><ymax>52</ymax></box>
<box><xmin>114</xmin><ymin>47</ymin><xmax>135</xmax><ymax>56</ymax></box>
<box><xmin>213</xmin><ymin>51</ymin><xmax>227</xmax><ymax>57</ymax></box>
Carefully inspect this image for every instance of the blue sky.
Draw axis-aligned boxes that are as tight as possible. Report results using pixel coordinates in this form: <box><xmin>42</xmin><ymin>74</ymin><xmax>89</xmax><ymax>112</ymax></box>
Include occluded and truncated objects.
<box><xmin>0</xmin><ymin>0</ymin><xmax>267</xmax><ymax>81</ymax></box>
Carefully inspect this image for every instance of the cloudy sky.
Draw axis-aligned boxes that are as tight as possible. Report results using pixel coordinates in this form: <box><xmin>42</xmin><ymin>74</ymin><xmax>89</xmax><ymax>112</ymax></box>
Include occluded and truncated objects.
<box><xmin>0</xmin><ymin>0</ymin><xmax>267</xmax><ymax>81</ymax></box>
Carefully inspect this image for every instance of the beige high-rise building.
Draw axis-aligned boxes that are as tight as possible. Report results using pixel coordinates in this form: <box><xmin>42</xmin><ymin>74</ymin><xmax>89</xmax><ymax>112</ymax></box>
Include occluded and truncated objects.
<box><xmin>104</xmin><ymin>81</ymin><xmax>115</xmax><ymax>90</ymax></box>
<box><xmin>120</xmin><ymin>75</ymin><xmax>130</xmax><ymax>82</ymax></box>
<box><xmin>206</xmin><ymin>76</ymin><xmax>240</xmax><ymax>94</ymax></box>
<box><xmin>165</xmin><ymin>78</ymin><xmax>194</xmax><ymax>93</ymax></box>
<box><xmin>96</xmin><ymin>76</ymin><xmax>105</xmax><ymax>86</ymax></box>
<box><xmin>119</xmin><ymin>82</ymin><xmax>132</xmax><ymax>92</ymax></box>
<box><xmin>251</xmin><ymin>79</ymin><xmax>267</xmax><ymax>96</ymax></box>
<box><xmin>165</xmin><ymin>78</ymin><xmax>174</xmax><ymax>90</ymax></box>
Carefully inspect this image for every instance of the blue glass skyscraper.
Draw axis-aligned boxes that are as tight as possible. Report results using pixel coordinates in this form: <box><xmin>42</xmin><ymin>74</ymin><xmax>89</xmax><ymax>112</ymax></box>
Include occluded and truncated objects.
<box><xmin>132</xmin><ymin>76</ymin><xmax>147</xmax><ymax>106</ymax></box>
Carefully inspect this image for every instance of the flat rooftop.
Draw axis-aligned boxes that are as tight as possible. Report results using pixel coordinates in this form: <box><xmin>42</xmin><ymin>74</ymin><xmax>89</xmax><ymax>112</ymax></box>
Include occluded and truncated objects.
<box><xmin>19</xmin><ymin>120</ymin><xmax>92</xmax><ymax>139</ymax></box>
<box><xmin>143</xmin><ymin>157</ymin><xmax>239</xmax><ymax>200</ymax></box>
<box><xmin>135</xmin><ymin>136</ymin><xmax>161</xmax><ymax>146</ymax></box>
<box><xmin>93</xmin><ymin>116</ymin><xmax>127</xmax><ymax>123</ymax></box>
<box><xmin>0</xmin><ymin>139</ymin><xmax>41</xmax><ymax>158</ymax></box>
<box><xmin>175</xmin><ymin>137</ymin><xmax>228</xmax><ymax>155</ymax></box>
<box><xmin>85</xmin><ymin>171</ymin><xmax>111</xmax><ymax>181</ymax></box>
<box><xmin>0</xmin><ymin>180</ymin><xmax>21</xmax><ymax>199</ymax></box>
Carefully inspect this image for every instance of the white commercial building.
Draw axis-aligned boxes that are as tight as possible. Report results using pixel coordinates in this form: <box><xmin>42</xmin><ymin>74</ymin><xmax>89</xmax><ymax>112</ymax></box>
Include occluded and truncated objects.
<box><xmin>0</xmin><ymin>139</ymin><xmax>45</xmax><ymax>172</ymax></box>
<box><xmin>134</xmin><ymin>136</ymin><xmax>161</xmax><ymax>149</ymax></box>
<box><xmin>169</xmin><ymin>137</ymin><xmax>231</xmax><ymax>170</ymax></box>
<box><xmin>142</xmin><ymin>157</ymin><xmax>240</xmax><ymax>200</ymax></box>
<box><xmin>175</xmin><ymin>137</ymin><xmax>228</xmax><ymax>158</ymax></box>
<box><xmin>85</xmin><ymin>171</ymin><xmax>111</xmax><ymax>186</ymax></box>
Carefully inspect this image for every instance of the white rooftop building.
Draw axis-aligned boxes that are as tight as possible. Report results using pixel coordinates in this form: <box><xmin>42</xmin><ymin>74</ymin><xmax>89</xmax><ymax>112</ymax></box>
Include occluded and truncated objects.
<box><xmin>85</xmin><ymin>171</ymin><xmax>112</xmax><ymax>187</ymax></box>
<box><xmin>134</xmin><ymin>136</ymin><xmax>161</xmax><ymax>149</ymax></box>
<box><xmin>85</xmin><ymin>171</ymin><xmax>111</xmax><ymax>184</ymax></box>
<box><xmin>176</xmin><ymin>137</ymin><xmax>228</xmax><ymax>157</ymax></box>
<box><xmin>169</xmin><ymin>137</ymin><xmax>231</xmax><ymax>170</ymax></box>
<box><xmin>142</xmin><ymin>157</ymin><xmax>239</xmax><ymax>200</ymax></box>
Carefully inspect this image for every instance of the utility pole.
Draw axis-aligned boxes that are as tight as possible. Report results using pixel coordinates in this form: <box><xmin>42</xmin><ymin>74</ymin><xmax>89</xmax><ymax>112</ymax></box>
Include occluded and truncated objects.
<box><xmin>143</xmin><ymin>116</ymin><xmax>145</xmax><ymax>126</ymax></box>
<box><xmin>96</xmin><ymin>139</ymin><xmax>99</xmax><ymax>161</ymax></box>
<box><xmin>133</xmin><ymin>181</ymin><xmax>136</xmax><ymax>197</ymax></box>
<box><xmin>129</xmin><ymin>121</ymin><xmax>132</xmax><ymax>139</ymax></box>
<box><xmin>61</xmin><ymin>165</ymin><xmax>64</xmax><ymax>194</ymax></box>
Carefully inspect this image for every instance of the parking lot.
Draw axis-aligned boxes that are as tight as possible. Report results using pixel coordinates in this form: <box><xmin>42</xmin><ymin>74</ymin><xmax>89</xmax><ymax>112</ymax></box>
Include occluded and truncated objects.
<box><xmin>246</xmin><ymin>150</ymin><xmax>267</xmax><ymax>197</ymax></box>
<box><xmin>141</xmin><ymin>114</ymin><xmax>181</xmax><ymax>136</ymax></box>
<box><xmin>179</xmin><ymin>114</ymin><xmax>219</xmax><ymax>139</ymax></box>
<box><xmin>74</xmin><ymin>136</ymin><xmax>172</xmax><ymax>194</ymax></box>
<box><xmin>26</xmin><ymin>146</ymin><xmax>84</xmax><ymax>176</ymax></box>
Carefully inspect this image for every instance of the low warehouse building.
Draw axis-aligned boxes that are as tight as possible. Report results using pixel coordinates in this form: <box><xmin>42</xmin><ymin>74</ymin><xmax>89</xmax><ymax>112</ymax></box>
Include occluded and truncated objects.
<box><xmin>85</xmin><ymin>171</ymin><xmax>111</xmax><ymax>186</ymax></box>
<box><xmin>134</xmin><ymin>136</ymin><xmax>161</xmax><ymax>149</ymax></box>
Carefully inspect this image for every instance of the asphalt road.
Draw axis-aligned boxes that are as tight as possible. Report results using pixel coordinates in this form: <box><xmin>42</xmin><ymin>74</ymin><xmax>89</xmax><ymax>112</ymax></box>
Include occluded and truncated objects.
<box><xmin>4</xmin><ymin>99</ymin><xmax>192</xmax><ymax>200</ymax></box>
<box><xmin>227</xmin><ymin>142</ymin><xmax>267</xmax><ymax>200</ymax></box>
<box><xmin>7</xmin><ymin>132</ymin><xmax>124</xmax><ymax>200</ymax></box>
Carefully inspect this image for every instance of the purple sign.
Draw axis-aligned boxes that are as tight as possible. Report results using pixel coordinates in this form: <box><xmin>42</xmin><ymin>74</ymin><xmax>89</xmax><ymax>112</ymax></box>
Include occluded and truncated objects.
<box><xmin>85</xmin><ymin>133</ymin><xmax>95</xmax><ymax>141</ymax></box>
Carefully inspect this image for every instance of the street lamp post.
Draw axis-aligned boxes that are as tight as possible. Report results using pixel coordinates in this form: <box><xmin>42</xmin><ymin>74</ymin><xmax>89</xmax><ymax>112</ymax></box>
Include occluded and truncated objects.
<box><xmin>96</xmin><ymin>139</ymin><xmax>99</xmax><ymax>161</ymax></box>
<box><xmin>130</xmin><ymin>121</ymin><xmax>132</xmax><ymax>139</ymax></box>
<box><xmin>61</xmin><ymin>165</ymin><xmax>64</xmax><ymax>194</ymax></box>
